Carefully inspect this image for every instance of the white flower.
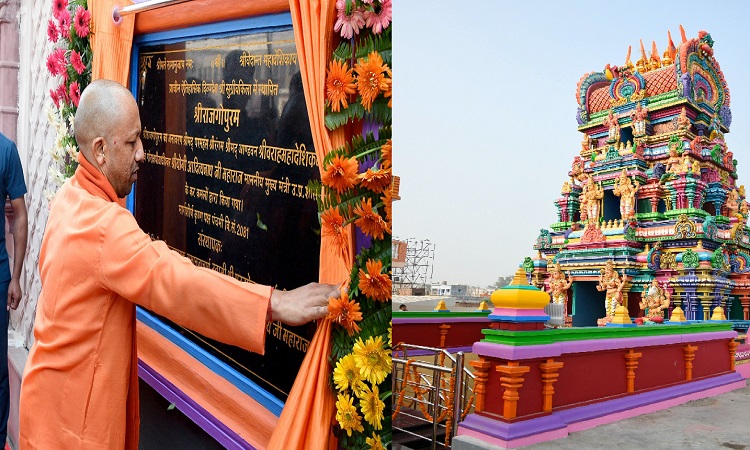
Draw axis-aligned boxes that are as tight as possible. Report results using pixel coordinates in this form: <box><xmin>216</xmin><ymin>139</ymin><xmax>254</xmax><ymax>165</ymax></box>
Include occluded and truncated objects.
<box><xmin>64</xmin><ymin>143</ymin><xmax>78</xmax><ymax>159</ymax></box>
<box><xmin>48</xmin><ymin>165</ymin><xmax>66</xmax><ymax>187</ymax></box>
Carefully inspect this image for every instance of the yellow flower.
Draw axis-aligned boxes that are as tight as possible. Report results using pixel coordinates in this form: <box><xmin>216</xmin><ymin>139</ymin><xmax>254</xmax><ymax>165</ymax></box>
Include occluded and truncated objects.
<box><xmin>354</xmin><ymin>51</ymin><xmax>390</xmax><ymax>111</ymax></box>
<box><xmin>388</xmin><ymin>323</ymin><xmax>392</xmax><ymax>348</ymax></box>
<box><xmin>336</xmin><ymin>392</ymin><xmax>364</xmax><ymax>437</ymax></box>
<box><xmin>325</xmin><ymin>59</ymin><xmax>356</xmax><ymax>112</ymax></box>
<box><xmin>333</xmin><ymin>353</ymin><xmax>366</xmax><ymax>394</ymax></box>
<box><xmin>353</xmin><ymin>335</ymin><xmax>392</xmax><ymax>385</ymax></box>
<box><xmin>359</xmin><ymin>384</ymin><xmax>385</xmax><ymax>430</ymax></box>
<box><xmin>366</xmin><ymin>432</ymin><xmax>386</xmax><ymax>450</ymax></box>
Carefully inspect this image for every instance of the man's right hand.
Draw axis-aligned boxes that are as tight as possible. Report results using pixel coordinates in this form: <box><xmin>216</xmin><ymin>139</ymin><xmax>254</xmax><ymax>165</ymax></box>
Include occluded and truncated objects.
<box><xmin>270</xmin><ymin>283</ymin><xmax>341</xmax><ymax>326</ymax></box>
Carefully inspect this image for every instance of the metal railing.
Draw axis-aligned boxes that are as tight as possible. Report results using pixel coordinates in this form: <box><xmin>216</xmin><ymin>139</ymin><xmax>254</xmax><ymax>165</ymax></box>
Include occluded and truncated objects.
<box><xmin>392</xmin><ymin>344</ymin><xmax>475</xmax><ymax>449</ymax></box>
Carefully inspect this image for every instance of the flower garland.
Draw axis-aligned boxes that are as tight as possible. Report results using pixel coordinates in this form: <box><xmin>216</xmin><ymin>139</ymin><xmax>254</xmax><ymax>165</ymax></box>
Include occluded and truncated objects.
<box><xmin>45</xmin><ymin>0</ymin><xmax>92</xmax><ymax>199</ymax></box>
<box><xmin>321</xmin><ymin>0</ymin><xmax>392</xmax><ymax>448</ymax></box>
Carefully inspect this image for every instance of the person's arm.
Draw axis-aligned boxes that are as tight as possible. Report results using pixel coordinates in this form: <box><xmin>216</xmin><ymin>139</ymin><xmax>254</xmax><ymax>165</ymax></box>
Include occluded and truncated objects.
<box><xmin>99</xmin><ymin>207</ymin><xmax>336</xmax><ymax>353</ymax></box>
<box><xmin>7</xmin><ymin>196</ymin><xmax>26</xmax><ymax>311</ymax></box>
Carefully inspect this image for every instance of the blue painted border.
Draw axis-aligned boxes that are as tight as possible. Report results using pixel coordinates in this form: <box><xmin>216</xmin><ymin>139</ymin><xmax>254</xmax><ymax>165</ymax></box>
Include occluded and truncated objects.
<box><xmin>137</xmin><ymin>307</ymin><xmax>284</xmax><ymax>416</ymax></box>
<box><xmin>128</xmin><ymin>16</ymin><xmax>296</xmax><ymax>418</ymax></box>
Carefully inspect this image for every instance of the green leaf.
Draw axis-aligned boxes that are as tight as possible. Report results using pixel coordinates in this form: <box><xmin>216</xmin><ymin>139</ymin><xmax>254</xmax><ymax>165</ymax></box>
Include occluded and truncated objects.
<box><xmin>167</xmin><ymin>403</ymin><xmax>176</xmax><ymax>411</ymax></box>
<box><xmin>256</xmin><ymin>213</ymin><xmax>268</xmax><ymax>231</ymax></box>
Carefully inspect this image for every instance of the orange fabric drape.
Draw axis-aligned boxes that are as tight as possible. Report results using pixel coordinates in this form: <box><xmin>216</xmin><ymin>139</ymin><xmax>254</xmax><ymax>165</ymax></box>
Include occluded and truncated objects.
<box><xmin>268</xmin><ymin>1</ymin><xmax>352</xmax><ymax>449</ymax></box>
<box><xmin>89</xmin><ymin>0</ymin><xmax>135</xmax><ymax>87</ymax></box>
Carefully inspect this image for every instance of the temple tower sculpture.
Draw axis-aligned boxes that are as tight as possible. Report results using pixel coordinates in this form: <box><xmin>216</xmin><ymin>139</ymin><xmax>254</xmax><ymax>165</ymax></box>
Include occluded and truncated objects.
<box><xmin>530</xmin><ymin>29</ymin><xmax>750</xmax><ymax>325</ymax></box>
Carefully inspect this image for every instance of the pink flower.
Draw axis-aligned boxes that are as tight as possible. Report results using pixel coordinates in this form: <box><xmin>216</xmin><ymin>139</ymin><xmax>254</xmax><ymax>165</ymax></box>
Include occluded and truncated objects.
<box><xmin>46</xmin><ymin>54</ymin><xmax>59</xmax><ymax>76</ymax></box>
<box><xmin>55</xmin><ymin>83</ymin><xmax>68</xmax><ymax>107</ymax></box>
<box><xmin>69</xmin><ymin>82</ymin><xmax>81</xmax><ymax>107</ymax></box>
<box><xmin>46</xmin><ymin>48</ymin><xmax>66</xmax><ymax>76</ymax></box>
<box><xmin>334</xmin><ymin>0</ymin><xmax>365</xmax><ymax>39</ymax></box>
<box><xmin>364</xmin><ymin>0</ymin><xmax>391</xmax><ymax>34</ymax></box>
<box><xmin>70</xmin><ymin>50</ymin><xmax>85</xmax><ymax>74</ymax></box>
<box><xmin>49</xmin><ymin>88</ymin><xmax>60</xmax><ymax>108</ymax></box>
<box><xmin>58</xmin><ymin>9</ymin><xmax>71</xmax><ymax>38</ymax></box>
<box><xmin>52</xmin><ymin>0</ymin><xmax>68</xmax><ymax>20</ymax></box>
<box><xmin>47</xmin><ymin>19</ymin><xmax>59</xmax><ymax>43</ymax></box>
<box><xmin>73</xmin><ymin>6</ymin><xmax>91</xmax><ymax>38</ymax></box>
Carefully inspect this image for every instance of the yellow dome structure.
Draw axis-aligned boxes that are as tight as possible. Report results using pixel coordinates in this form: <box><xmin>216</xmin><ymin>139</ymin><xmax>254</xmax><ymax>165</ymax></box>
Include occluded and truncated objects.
<box><xmin>490</xmin><ymin>268</ymin><xmax>550</xmax><ymax>310</ymax></box>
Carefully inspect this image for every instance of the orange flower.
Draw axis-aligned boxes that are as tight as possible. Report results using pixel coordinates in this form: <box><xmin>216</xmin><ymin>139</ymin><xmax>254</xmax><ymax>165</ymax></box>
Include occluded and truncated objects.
<box><xmin>381</xmin><ymin>188</ymin><xmax>392</xmax><ymax>224</ymax></box>
<box><xmin>326</xmin><ymin>59</ymin><xmax>356</xmax><ymax>112</ymax></box>
<box><xmin>383</xmin><ymin>68</ymin><xmax>392</xmax><ymax>108</ymax></box>
<box><xmin>353</xmin><ymin>198</ymin><xmax>389</xmax><ymax>240</ymax></box>
<box><xmin>358</xmin><ymin>166</ymin><xmax>391</xmax><ymax>194</ymax></box>
<box><xmin>354</xmin><ymin>51</ymin><xmax>390</xmax><ymax>111</ymax></box>
<box><xmin>322</xmin><ymin>155</ymin><xmax>359</xmax><ymax>194</ymax></box>
<box><xmin>380</xmin><ymin>139</ymin><xmax>391</xmax><ymax>170</ymax></box>
<box><xmin>328</xmin><ymin>291</ymin><xmax>363</xmax><ymax>336</ymax></box>
<box><xmin>358</xmin><ymin>259</ymin><xmax>391</xmax><ymax>302</ymax></box>
<box><xmin>321</xmin><ymin>207</ymin><xmax>350</xmax><ymax>258</ymax></box>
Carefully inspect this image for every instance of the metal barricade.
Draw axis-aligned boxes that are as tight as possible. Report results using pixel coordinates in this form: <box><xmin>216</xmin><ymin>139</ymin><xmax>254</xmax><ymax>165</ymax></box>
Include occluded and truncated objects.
<box><xmin>392</xmin><ymin>344</ymin><xmax>475</xmax><ymax>449</ymax></box>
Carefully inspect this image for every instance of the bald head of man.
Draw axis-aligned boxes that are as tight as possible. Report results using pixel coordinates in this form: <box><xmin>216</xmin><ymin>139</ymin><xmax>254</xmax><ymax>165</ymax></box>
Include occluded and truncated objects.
<box><xmin>74</xmin><ymin>80</ymin><xmax>144</xmax><ymax>198</ymax></box>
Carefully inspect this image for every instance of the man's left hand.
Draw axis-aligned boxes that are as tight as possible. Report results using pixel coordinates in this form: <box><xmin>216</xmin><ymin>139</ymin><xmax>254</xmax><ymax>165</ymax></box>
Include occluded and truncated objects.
<box><xmin>7</xmin><ymin>279</ymin><xmax>21</xmax><ymax>311</ymax></box>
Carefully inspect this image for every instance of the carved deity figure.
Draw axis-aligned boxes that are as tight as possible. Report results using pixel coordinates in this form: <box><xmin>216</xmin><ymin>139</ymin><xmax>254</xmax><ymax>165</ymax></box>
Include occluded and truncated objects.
<box><xmin>676</xmin><ymin>107</ymin><xmax>690</xmax><ymax>130</ymax></box>
<box><xmin>726</xmin><ymin>189</ymin><xmax>740</xmax><ymax>217</ymax></box>
<box><xmin>691</xmin><ymin>159</ymin><xmax>701</xmax><ymax>175</ymax></box>
<box><xmin>666</xmin><ymin>146</ymin><xmax>682</xmax><ymax>174</ymax></box>
<box><xmin>639</xmin><ymin>279</ymin><xmax>671</xmax><ymax>322</ymax></box>
<box><xmin>581</xmin><ymin>133</ymin><xmax>592</xmax><ymax>152</ymax></box>
<box><xmin>630</xmin><ymin>103</ymin><xmax>648</xmax><ymax>136</ymax></box>
<box><xmin>570</xmin><ymin>156</ymin><xmax>585</xmax><ymax>183</ymax></box>
<box><xmin>546</xmin><ymin>262</ymin><xmax>573</xmax><ymax>318</ymax></box>
<box><xmin>679</xmin><ymin>154</ymin><xmax>692</xmax><ymax>174</ymax></box>
<box><xmin>561</xmin><ymin>180</ymin><xmax>571</xmax><ymax>195</ymax></box>
<box><xmin>580</xmin><ymin>174</ymin><xmax>603</xmax><ymax>224</ymax></box>
<box><xmin>604</xmin><ymin>111</ymin><xmax>620</xmax><ymax>142</ymax></box>
<box><xmin>612</xmin><ymin>169</ymin><xmax>639</xmax><ymax>220</ymax></box>
<box><xmin>596</xmin><ymin>260</ymin><xmax>628</xmax><ymax>320</ymax></box>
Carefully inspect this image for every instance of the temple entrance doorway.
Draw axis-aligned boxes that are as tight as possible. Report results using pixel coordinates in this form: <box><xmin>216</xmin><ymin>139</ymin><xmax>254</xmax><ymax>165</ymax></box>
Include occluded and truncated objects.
<box><xmin>572</xmin><ymin>281</ymin><xmax>605</xmax><ymax>327</ymax></box>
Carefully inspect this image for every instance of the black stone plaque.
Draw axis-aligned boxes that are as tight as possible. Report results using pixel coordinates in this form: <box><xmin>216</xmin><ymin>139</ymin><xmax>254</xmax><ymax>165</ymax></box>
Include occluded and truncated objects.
<box><xmin>134</xmin><ymin>29</ymin><xmax>320</xmax><ymax>401</ymax></box>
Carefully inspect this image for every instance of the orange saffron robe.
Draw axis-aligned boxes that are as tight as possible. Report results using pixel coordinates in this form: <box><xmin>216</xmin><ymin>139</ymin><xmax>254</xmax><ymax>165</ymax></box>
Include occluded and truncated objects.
<box><xmin>19</xmin><ymin>155</ymin><xmax>272</xmax><ymax>449</ymax></box>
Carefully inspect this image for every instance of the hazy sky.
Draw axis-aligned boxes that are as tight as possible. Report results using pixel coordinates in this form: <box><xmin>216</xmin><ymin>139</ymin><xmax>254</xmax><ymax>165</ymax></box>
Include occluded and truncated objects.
<box><xmin>393</xmin><ymin>1</ymin><xmax>750</xmax><ymax>287</ymax></box>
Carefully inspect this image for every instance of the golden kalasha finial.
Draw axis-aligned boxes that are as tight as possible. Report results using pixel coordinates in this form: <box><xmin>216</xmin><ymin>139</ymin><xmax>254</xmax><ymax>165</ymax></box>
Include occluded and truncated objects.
<box><xmin>434</xmin><ymin>300</ymin><xmax>448</xmax><ymax>311</ymax></box>
<box><xmin>710</xmin><ymin>306</ymin><xmax>727</xmax><ymax>321</ymax></box>
<box><xmin>610</xmin><ymin>305</ymin><xmax>633</xmax><ymax>325</ymax></box>
<box><xmin>669</xmin><ymin>306</ymin><xmax>687</xmax><ymax>322</ymax></box>
<box><xmin>649</xmin><ymin>40</ymin><xmax>661</xmax><ymax>70</ymax></box>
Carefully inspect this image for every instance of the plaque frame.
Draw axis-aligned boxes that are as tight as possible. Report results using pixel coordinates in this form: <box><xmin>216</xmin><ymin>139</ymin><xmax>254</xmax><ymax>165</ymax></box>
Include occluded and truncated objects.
<box><xmin>128</xmin><ymin>11</ymin><xmax>308</xmax><ymax>448</ymax></box>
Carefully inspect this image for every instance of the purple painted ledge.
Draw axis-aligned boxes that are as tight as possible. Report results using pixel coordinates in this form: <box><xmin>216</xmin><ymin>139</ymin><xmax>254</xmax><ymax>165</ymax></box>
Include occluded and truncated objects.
<box><xmin>457</xmin><ymin>371</ymin><xmax>744</xmax><ymax>446</ymax></box>
<box><xmin>138</xmin><ymin>360</ymin><xmax>255</xmax><ymax>450</ymax></box>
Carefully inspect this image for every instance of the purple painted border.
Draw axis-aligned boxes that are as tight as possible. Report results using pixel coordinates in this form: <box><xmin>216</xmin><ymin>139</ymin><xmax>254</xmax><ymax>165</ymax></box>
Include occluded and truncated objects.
<box><xmin>458</xmin><ymin>372</ymin><xmax>744</xmax><ymax>441</ymax></box>
<box><xmin>393</xmin><ymin>317</ymin><xmax>490</xmax><ymax>324</ymax></box>
<box><xmin>473</xmin><ymin>330</ymin><xmax>737</xmax><ymax>360</ymax></box>
<box><xmin>138</xmin><ymin>360</ymin><xmax>255</xmax><ymax>450</ymax></box>
<box><xmin>393</xmin><ymin>346</ymin><xmax>473</xmax><ymax>357</ymax></box>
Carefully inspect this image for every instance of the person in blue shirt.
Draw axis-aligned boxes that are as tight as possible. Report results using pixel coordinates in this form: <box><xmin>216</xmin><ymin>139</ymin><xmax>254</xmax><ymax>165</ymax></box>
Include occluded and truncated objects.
<box><xmin>0</xmin><ymin>132</ymin><xmax>27</xmax><ymax>446</ymax></box>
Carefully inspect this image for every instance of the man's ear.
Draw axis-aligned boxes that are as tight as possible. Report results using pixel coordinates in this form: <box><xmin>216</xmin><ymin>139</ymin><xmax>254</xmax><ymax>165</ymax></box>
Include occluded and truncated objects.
<box><xmin>92</xmin><ymin>137</ymin><xmax>106</xmax><ymax>166</ymax></box>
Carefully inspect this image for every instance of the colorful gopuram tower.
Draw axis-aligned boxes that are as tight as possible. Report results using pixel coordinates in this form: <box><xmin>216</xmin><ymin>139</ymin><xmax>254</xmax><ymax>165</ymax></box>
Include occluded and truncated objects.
<box><xmin>529</xmin><ymin>29</ymin><xmax>750</xmax><ymax>326</ymax></box>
